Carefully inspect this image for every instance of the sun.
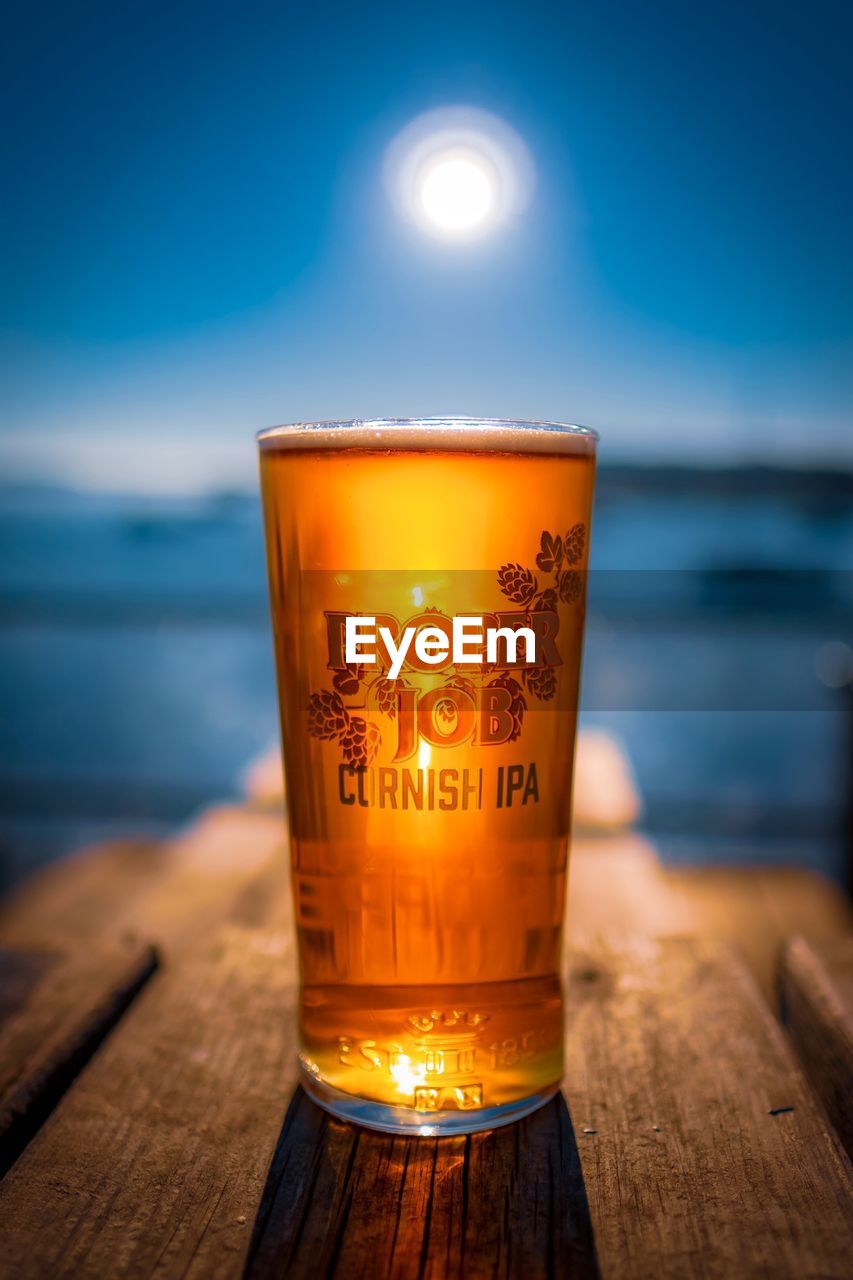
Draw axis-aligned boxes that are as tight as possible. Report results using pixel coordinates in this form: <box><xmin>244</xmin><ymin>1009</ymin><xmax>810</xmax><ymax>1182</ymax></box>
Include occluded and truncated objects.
<box><xmin>384</xmin><ymin>107</ymin><xmax>534</xmax><ymax>243</ymax></box>
<box><xmin>418</xmin><ymin>151</ymin><xmax>496</xmax><ymax>234</ymax></box>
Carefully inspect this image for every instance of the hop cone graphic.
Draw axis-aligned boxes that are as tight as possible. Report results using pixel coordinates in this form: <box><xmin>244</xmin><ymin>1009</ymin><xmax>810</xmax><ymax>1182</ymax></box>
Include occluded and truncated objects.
<box><xmin>375</xmin><ymin>678</ymin><xmax>403</xmax><ymax>717</ymax></box>
<box><xmin>497</xmin><ymin>562</ymin><xmax>537</xmax><ymax>604</ymax></box>
<box><xmin>489</xmin><ymin>675</ymin><xmax>527</xmax><ymax>742</ymax></box>
<box><xmin>341</xmin><ymin>716</ymin><xmax>381</xmax><ymax>767</ymax></box>
<box><xmin>534</xmin><ymin>587</ymin><xmax>558</xmax><ymax>612</ymax></box>
<box><xmin>564</xmin><ymin>523</ymin><xmax>586</xmax><ymax>566</ymax></box>
<box><xmin>308</xmin><ymin>689</ymin><xmax>349</xmax><ymax>740</ymax></box>
<box><xmin>558</xmin><ymin>569</ymin><xmax>583</xmax><ymax>604</ymax></box>
<box><xmin>332</xmin><ymin>664</ymin><xmax>363</xmax><ymax>697</ymax></box>
<box><xmin>526</xmin><ymin>666</ymin><xmax>557</xmax><ymax>701</ymax></box>
<box><xmin>536</xmin><ymin>531</ymin><xmax>564</xmax><ymax>573</ymax></box>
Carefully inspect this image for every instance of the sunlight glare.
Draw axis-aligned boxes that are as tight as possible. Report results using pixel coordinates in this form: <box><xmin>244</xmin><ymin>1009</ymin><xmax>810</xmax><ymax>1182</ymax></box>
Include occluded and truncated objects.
<box><xmin>384</xmin><ymin>106</ymin><xmax>534</xmax><ymax>243</ymax></box>
<box><xmin>419</xmin><ymin>153</ymin><xmax>495</xmax><ymax>233</ymax></box>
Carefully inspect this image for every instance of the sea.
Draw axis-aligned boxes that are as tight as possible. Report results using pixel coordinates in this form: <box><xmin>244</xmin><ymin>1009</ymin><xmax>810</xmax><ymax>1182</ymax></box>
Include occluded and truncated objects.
<box><xmin>1</xmin><ymin>465</ymin><xmax>851</xmax><ymax>890</ymax></box>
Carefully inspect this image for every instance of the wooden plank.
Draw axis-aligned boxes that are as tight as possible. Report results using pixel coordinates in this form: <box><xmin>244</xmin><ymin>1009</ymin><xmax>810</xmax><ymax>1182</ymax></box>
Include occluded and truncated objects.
<box><xmin>0</xmin><ymin>810</ymin><xmax>285</xmax><ymax>1178</ymax></box>
<box><xmin>781</xmin><ymin>935</ymin><xmax>853</xmax><ymax>1158</ymax></box>
<box><xmin>2</xmin><ymin>927</ymin><xmax>851</xmax><ymax>1278</ymax></box>
<box><xmin>564</xmin><ymin>936</ymin><xmax>853</xmax><ymax>1279</ymax></box>
<box><xmin>665</xmin><ymin>866</ymin><xmax>852</xmax><ymax>1002</ymax></box>
<box><xmin>0</xmin><ymin>837</ymin><xmax>165</xmax><ymax>942</ymax></box>
<box><xmin>0</xmin><ymin>926</ymin><xmax>298</xmax><ymax>1280</ymax></box>
<box><xmin>570</xmin><ymin>844</ymin><xmax>852</xmax><ymax>1009</ymax></box>
<box><xmin>0</xmin><ymin>806</ymin><xmax>288</xmax><ymax>957</ymax></box>
<box><xmin>0</xmin><ymin>936</ymin><xmax>157</xmax><ymax>1177</ymax></box>
<box><xmin>0</xmin><ymin>922</ymin><xmax>597</xmax><ymax>1280</ymax></box>
<box><xmin>246</xmin><ymin>1088</ymin><xmax>597</xmax><ymax>1279</ymax></box>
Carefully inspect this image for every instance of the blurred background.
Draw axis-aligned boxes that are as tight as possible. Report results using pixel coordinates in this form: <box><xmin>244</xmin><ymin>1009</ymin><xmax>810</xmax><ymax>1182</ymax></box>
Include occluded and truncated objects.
<box><xmin>1</xmin><ymin>0</ymin><xmax>851</xmax><ymax>890</ymax></box>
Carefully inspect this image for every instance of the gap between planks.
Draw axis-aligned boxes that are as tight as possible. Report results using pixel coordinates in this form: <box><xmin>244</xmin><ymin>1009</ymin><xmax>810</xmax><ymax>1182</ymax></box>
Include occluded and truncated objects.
<box><xmin>0</xmin><ymin>935</ymin><xmax>157</xmax><ymax>1178</ymax></box>
<box><xmin>781</xmin><ymin>934</ymin><xmax>853</xmax><ymax>1159</ymax></box>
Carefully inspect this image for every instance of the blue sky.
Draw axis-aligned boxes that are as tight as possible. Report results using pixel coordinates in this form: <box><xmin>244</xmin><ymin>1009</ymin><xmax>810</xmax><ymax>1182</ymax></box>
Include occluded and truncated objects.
<box><xmin>1</xmin><ymin>0</ymin><xmax>851</xmax><ymax>491</ymax></box>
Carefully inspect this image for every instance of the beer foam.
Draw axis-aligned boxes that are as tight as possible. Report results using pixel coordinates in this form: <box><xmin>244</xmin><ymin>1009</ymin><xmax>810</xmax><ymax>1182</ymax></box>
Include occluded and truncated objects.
<box><xmin>257</xmin><ymin>418</ymin><xmax>597</xmax><ymax>455</ymax></box>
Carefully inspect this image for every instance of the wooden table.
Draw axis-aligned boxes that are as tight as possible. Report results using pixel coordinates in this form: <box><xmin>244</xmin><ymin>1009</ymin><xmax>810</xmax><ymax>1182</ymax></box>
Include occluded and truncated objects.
<box><xmin>0</xmin><ymin>804</ymin><xmax>851</xmax><ymax>1278</ymax></box>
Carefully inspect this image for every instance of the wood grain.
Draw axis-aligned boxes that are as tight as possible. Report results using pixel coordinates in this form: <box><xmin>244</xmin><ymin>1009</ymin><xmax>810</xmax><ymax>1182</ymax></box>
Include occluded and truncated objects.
<box><xmin>568</xmin><ymin>844</ymin><xmax>852</xmax><ymax>1009</ymax></box>
<box><xmin>0</xmin><ymin>809</ymin><xmax>287</xmax><ymax>1170</ymax></box>
<box><xmin>781</xmin><ymin>934</ymin><xmax>853</xmax><ymax>1157</ymax></box>
<box><xmin>565</xmin><ymin>936</ymin><xmax>853</xmax><ymax>1279</ymax></box>
<box><xmin>0</xmin><ymin>936</ymin><xmax>157</xmax><ymax>1176</ymax></box>
<box><xmin>0</xmin><ymin>922</ymin><xmax>597</xmax><ymax>1280</ymax></box>
<box><xmin>246</xmin><ymin>1087</ymin><xmax>597</xmax><ymax>1279</ymax></box>
<box><xmin>0</xmin><ymin>926</ymin><xmax>297</xmax><ymax>1280</ymax></box>
<box><xmin>665</xmin><ymin>866</ymin><xmax>851</xmax><ymax>1003</ymax></box>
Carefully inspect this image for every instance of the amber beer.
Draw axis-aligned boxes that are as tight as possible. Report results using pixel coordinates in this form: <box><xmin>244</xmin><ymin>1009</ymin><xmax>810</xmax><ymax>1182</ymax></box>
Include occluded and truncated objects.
<box><xmin>259</xmin><ymin>418</ymin><xmax>596</xmax><ymax>1134</ymax></box>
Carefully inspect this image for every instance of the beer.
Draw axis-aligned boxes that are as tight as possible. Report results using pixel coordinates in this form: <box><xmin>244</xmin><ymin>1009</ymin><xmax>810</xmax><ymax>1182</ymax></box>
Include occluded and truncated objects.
<box><xmin>259</xmin><ymin>418</ymin><xmax>596</xmax><ymax>1133</ymax></box>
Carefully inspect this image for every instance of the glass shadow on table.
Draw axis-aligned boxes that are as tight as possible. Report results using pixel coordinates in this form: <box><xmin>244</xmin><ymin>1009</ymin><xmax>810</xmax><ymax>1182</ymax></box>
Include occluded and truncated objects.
<box><xmin>244</xmin><ymin>1085</ymin><xmax>599</xmax><ymax>1279</ymax></box>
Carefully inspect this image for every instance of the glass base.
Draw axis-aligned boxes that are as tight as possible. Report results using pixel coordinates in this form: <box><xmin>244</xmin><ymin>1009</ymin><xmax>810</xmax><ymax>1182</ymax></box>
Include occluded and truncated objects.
<box><xmin>298</xmin><ymin>1061</ymin><xmax>560</xmax><ymax>1136</ymax></box>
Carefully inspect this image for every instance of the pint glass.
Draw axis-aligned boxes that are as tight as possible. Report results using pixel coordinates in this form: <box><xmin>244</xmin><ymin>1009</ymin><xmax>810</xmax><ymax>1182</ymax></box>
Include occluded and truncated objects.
<box><xmin>259</xmin><ymin>418</ymin><xmax>596</xmax><ymax>1134</ymax></box>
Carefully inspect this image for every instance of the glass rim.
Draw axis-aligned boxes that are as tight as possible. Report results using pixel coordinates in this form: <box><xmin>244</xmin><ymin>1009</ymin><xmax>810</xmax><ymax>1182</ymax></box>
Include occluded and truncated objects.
<box><xmin>257</xmin><ymin>416</ymin><xmax>598</xmax><ymax>452</ymax></box>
